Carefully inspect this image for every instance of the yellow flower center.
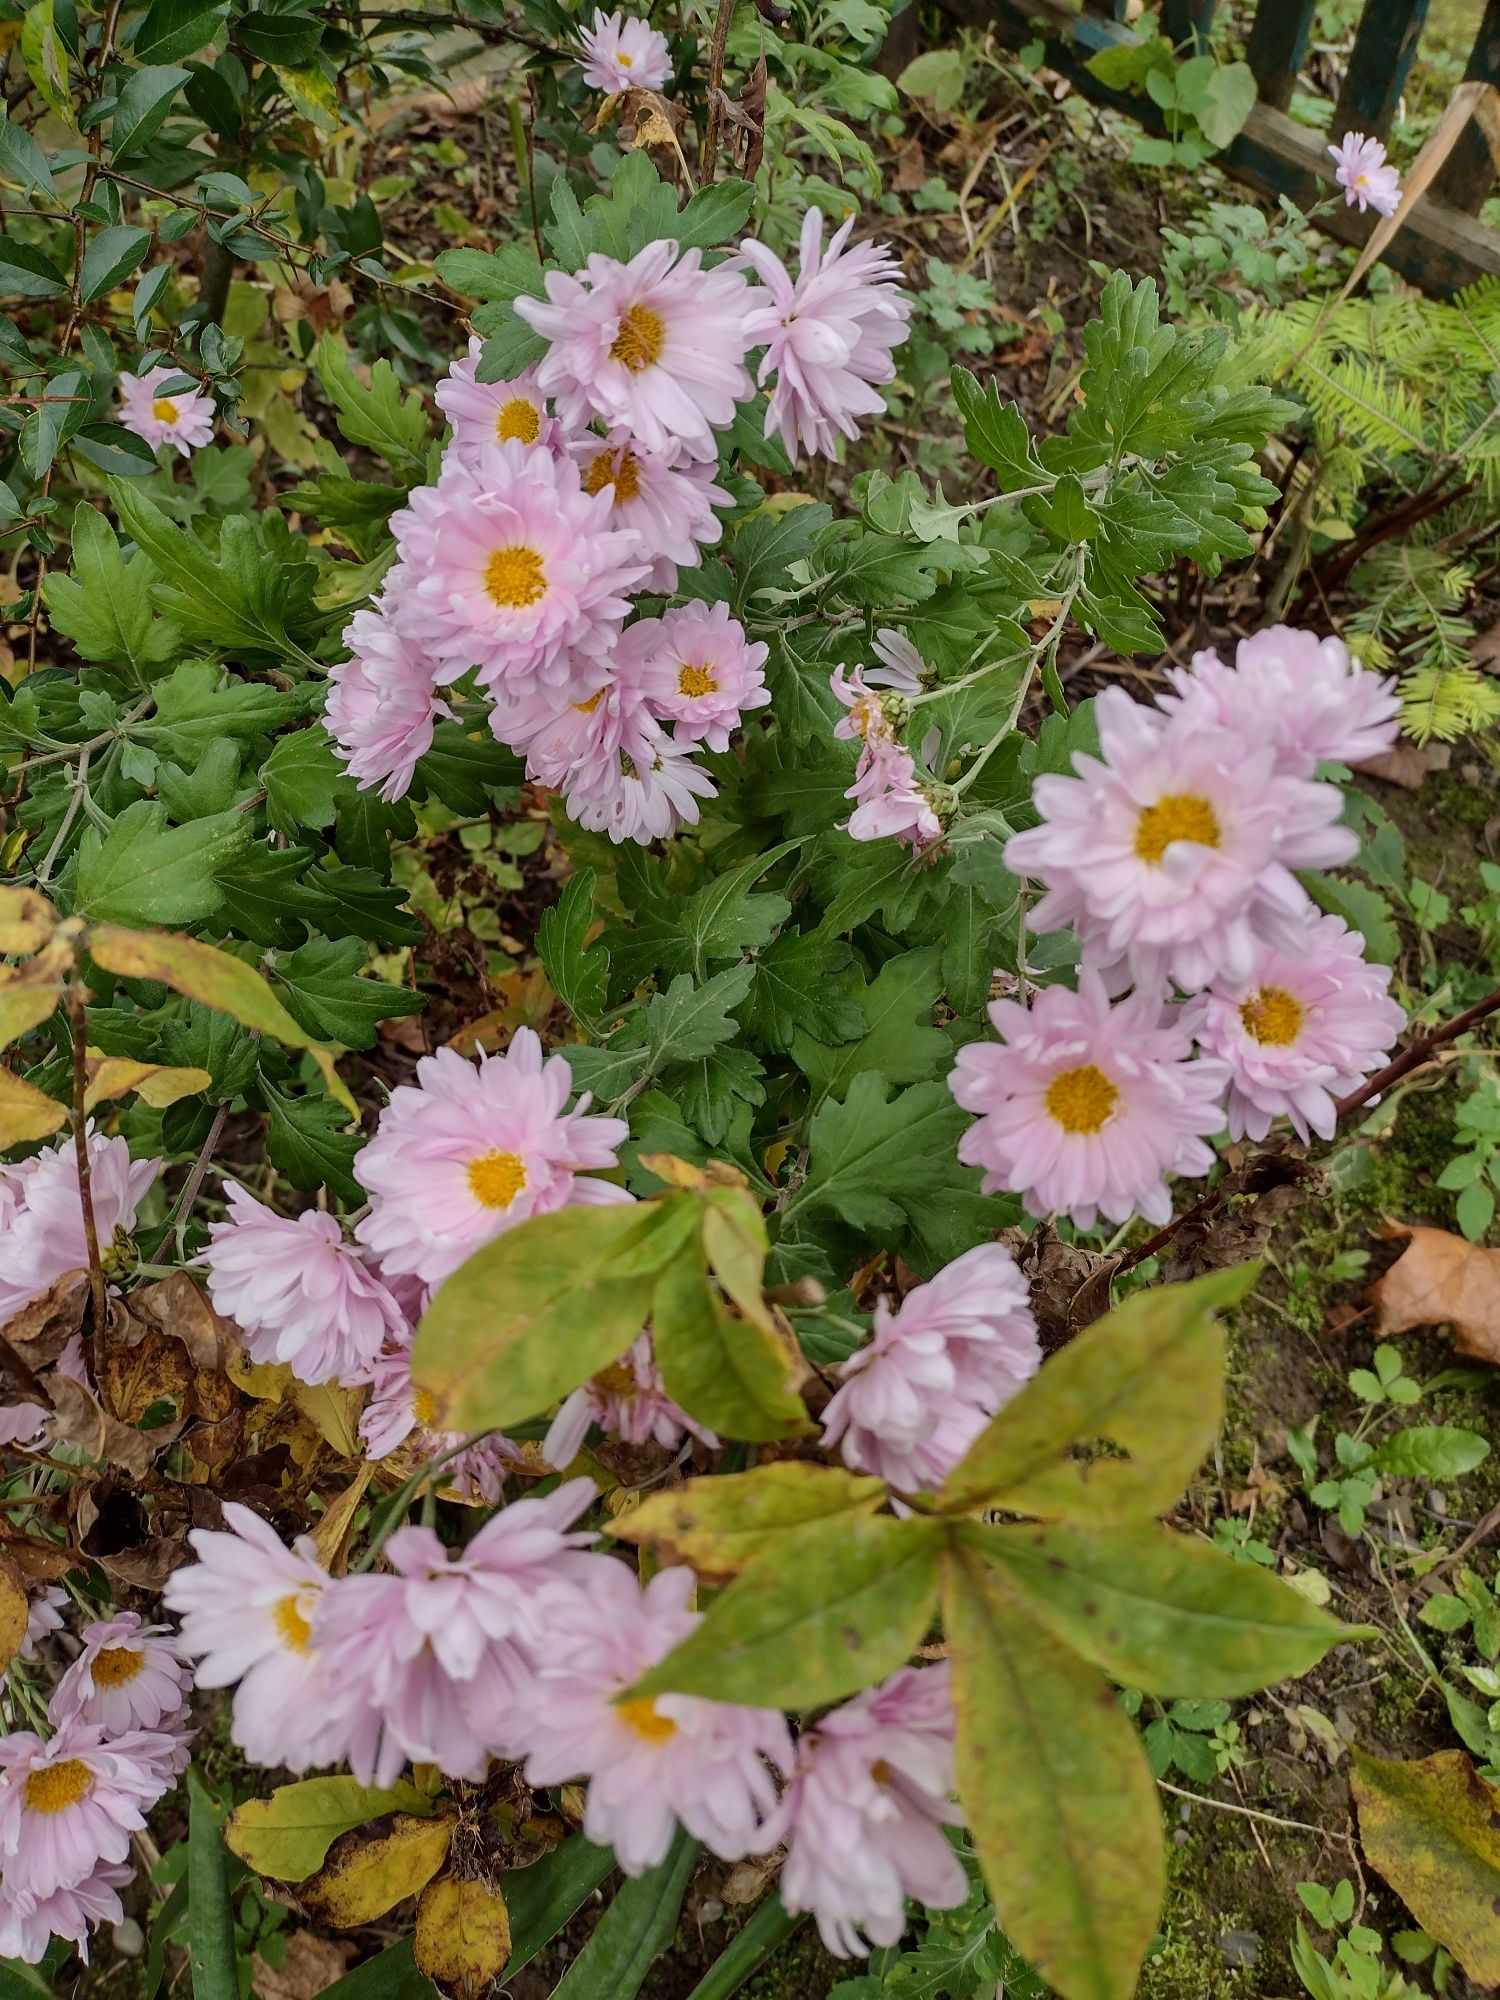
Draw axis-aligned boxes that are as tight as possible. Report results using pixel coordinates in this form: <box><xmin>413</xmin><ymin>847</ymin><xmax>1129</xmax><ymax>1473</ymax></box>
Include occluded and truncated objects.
<box><xmin>1044</xmin><ymin>1063</ymin><xmax>1120</xmax><ymax>1136</ymax></box>
<box><xmin>467</xmin><ymin>1148</ymin><xmax>528</xmax><ymax>1210</ymax></box>
<box><xmin>273</xmin><ymin>1594</ymin><xmax>314</xmax><ymax>1654</ymax></box>
<box><xmin>582</xmin><ymin>446</ymin><xmax>642</xmax><ymax>504</ymax></box>
<box><xmin>24</xmin><ymin>1759</ymin><xmax>94</xmax><ymax>1814</ymax></box>
<box><xmin>496</xmin><ymin>397</ymin><xmax>542</xmax><ymax>446</ymax></box>
<box><xmin>484</xmin><ymin>545</ymin><xmax>547</xmax><ymax>610</ymax></box>
<box><xmin>678</xmin><ymin>664</ymin><xmax>718</xmax><ymax>700</ymax></box>
<box><xmin>617</xmin><ymin>1695</ymin><xmax>677</xmax><ymax>1743</ymax></box>
<box><xmin>150</xmin><ymin>397</ymin><xmax>179</xmax><ymax>423</ymax></box>
<box><xmin>1133</xmin><ymin>793</ymin><xmax>1221</xmax><ymax>865</ymax></box>
<box><xmin>575</xmin><ymin>689</ymin><xmax>606</xmax><ymax>715</ymax></box>
<box><xmin>90</xmin><ymin>1645</ymin><xmax>145</xmax><ymax>1688</ymax></box>
<box><xmin>610</xmin><ymin>304</ymin><xmax>665</xmax><ymax>373</ymax></box>
<box><xmin>413</xmin><ymin>1388</ymin><xmax>439</xmax><ymax>1427</ymax></box>
<box><xmin>617</xmin><ymin>49</ymin><xmax>633</xmax><ymax>65</ymax></box>
<box><xmin>1239</xmin><ymin>986</ymin><xmax>1304</xmax><ymax>1047</ymax></box>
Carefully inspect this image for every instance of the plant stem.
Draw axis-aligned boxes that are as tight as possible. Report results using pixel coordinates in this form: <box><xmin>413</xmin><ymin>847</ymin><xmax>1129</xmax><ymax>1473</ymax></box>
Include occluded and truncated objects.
<box><xmin>66</xmin><ymin>985</ymin><xmax>109</xmax><ymax>1380</ymax></box>
<box><xmin>700</xmin><ymin>0</ymin><xmax>739</xmax><ymax>182</ymax></box>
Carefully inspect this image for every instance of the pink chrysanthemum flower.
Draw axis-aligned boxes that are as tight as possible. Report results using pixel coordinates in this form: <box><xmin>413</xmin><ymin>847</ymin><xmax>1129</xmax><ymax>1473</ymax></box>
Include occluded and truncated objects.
<box><xmin>390</xmin><ymin>441</ymin><xmax>647</xmax><ymax>695</ymax></box>
<box><xmin>0</xmin><ymin>1857</ymin><xmax>133</xmax><ymax>1966</ymax></box>
<box><xmin>1157</xmin><ymin>626</ymin><xmax>1400</xmax><ymax>776</ymax></box>
<box><xmin>569</xmin><ymin>713</ymin><xmax>718</xmax><ymax>845</ymax></box>
<box><xmin>18</xmin><ymin>1586</ymin><xmax>67</xmax><ymax>1664</ymax></box>
<box><xmin>576</xmin><ymin>6</ymin><xmax>672</xmax><ymax>90</ymax></box>
<box><xmin>312</xmin><ymin>1484</ymin><xmax>599</xmax><ymax>1786</ymax></box>
<box><xmin>1329</xmin><ymin>132</ymin><xmax>1401</xmax><ymax>217</ymax></box>
<box><xmin>117</xmin><ymin>364</ymin><xmax>215</xmax><ymax>458</ymax></box>
<box><xmin>544</xmin><ymin>1334</ymin><xmax>718</xmax><ymax>1468</ymax></box>
<box><xmin>759</xmin><ymin>1663</ymin><xmax>964</xmax><ymax>1955</ymax></box>
<box><xmin>517</xmin><ymin>242</ymin><xmax>755</xmax><ymax>460</ymax></box>
<box><xmin>515</xmin><ymin>1559</ymin><xmax>790</xmax><ymax>1872</ymax></box>
<box><xmin>1181</xmin><ymin>912</ymin><xmax>1404</xmax><ymax>1142</ymax></box>
<box><xmin>163</xmin><ymin>1503</ymin><xmax>342</xmax><ymax>1773</ymax></box>
<box><xmin>950</xmin><ymin>969</ymin><xmax>1228</xmax><ymax>1230</ymax></box>
<box><xmin>434</xmin><ymin>340</ymin><xmax>562</xmax><ymax>470</ymax></box>
<box><xmin>0</xmin><ymin>1715</ymin><xmax>166</xmax><ymax>1900</ymax></box>
<box><xmin>325</xmin><ymin>591</ymin><xmax>450</xmax><ymax>804</ymax></box>
<box><xmin>629</xmin><ymin>602</ymin><xmax>770</xmax><ymax>751</ymax></box>
<box><xmin>570</xmin><ymin>433</ymin><xmax>730</xmax><ymax>591</ymax></box>
<box><xmin>354</xmin><ymin>1031</ymin><xmax>631</xmax><ymax>1292</ymax></box>
<box><xmin>0</xmin><ymin>1130</ymin><xmax>159</xmax><ymax>1323</ymax></box>
<box><xmin>845</xmin><ymin>738</ymin><xmax>944</xmax><ymax>853</ymax></box>
<box><xmin>821</xmin><ymin>1244</ymin><xmax>1040</xmax><ymax>1492</ymax></box>
<box><xmin>1003</xmin><ymin>687</ymin><xmax>1357</xmax><ymax>995</ymax></box>
<box><xmin>199</xmin><ymin>1181</ymin><xmax>406</xmax><ymax>1387</ymax></box>
<box><xmin>830</xmin><ymin>634</ymin><xmax>921</xmax><ymax>754</ymax></box>
<box><xmin>739</xmin><ymin>213</ymin><xmax>912</xmax><ymax>460</ymax></box>
<box><xmin>50</xmin><ymin>1613</ymin><xmax>191</xmax><ymax>1736</ymax></box>
<box><xmin>360</xmin><ymin>1332</ymin><xmax>523</xmax><ymax>1505</ymax></box>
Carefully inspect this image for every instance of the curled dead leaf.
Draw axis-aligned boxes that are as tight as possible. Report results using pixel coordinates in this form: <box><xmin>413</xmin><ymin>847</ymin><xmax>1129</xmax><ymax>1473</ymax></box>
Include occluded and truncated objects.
<box><xmin>47</xmin><ymin>1375</ymin><xmax>168</xmax><ymax>1480</ymax></box>
<box><xmin>1</xmin><ymin>1268</ymin><xmax>88</xmax><ymax>1367</ymax></box>
<box><xmin>123</xmin><ymin>1272</ymin><xmax>235</xmax><ymax>1372</ymax></box>
<box><xmin>1368</xmin><ymin>1222</ymin><xmax>1500</xmax><ymax>1363</ymax></box>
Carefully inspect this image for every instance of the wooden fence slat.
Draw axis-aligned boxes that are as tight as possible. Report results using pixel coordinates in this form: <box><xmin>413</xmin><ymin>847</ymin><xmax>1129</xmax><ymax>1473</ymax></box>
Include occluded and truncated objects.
<box><xmin>1333</xmin><ymin>0</ymin><xmax>1431</xmax><ymax>141</ymax></box>
<box><xmin>1434</xmin><ymin>0</ymin><xmax>1500</xmax><ymax>211</ymax></box>
<box><xmin>1244</xmin><ymin>0</ymin><xmax>1319</xmax><ymax>113</ymax></box>
<box><xmin>1162</xmin><ymin>0</ymin><xmax>1217</xmax><ymax>55</ymax></box>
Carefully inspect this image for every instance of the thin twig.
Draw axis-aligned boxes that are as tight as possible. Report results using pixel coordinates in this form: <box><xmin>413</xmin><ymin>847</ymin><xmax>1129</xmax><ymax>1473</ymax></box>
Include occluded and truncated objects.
<box><xmin>700</xmin><ymin>0</ymin><xmax>739</xmax><ymax>182</ymax></box>
<box><xmin>1156</xmin><ymin>1780</ymin><xmax>1324</xmax><ymax>1837</ymax></box>
<box><xmin>166</xmin><ymin>1101</ymin><xmax>229</xmax><ymax>1251</ymax></box>
<box><xmin>1333</xmin><ymin>982</ymin><xmax>1500</xmax><ymax>1117</ymax></box>
<box><xmin>34</xmin><ymin>744</ymin><xmax>91</xmax><ymax>886</ymax></box>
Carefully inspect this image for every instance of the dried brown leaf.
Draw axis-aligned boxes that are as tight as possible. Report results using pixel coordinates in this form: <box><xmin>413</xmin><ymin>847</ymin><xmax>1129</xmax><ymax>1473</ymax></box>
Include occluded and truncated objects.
<box><xmin>125</xmin><ymin>1271</ymin><xmax>236</xmax><ymax>1371</ymax></box>
<box><xmin>1369</xmin><ymin>1222</ymin><xmax>1500</xmax><ymax>1363</ymax></box>
<box><xmin>47</xmin><ymin>1375</ymin><xmax>165</xmax><ymax>1479</ymax></box>
<box><xmin>253</xmin><ymin>1932</ymin><xmax>354</xmax><ymax>2000</ymax></box>
<box><xmin>0</xmin><ymin>1268</ymin><xmax>88</xmax><ymax>1367</ymax></box>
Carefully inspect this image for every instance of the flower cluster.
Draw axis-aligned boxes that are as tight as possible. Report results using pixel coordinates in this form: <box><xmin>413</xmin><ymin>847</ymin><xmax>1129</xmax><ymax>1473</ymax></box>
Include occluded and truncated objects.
<box><xmin>0</xmin><ymin>1602</ymin><xmax>191</xmax><ymax>1963</ymax></box>
<box><xmin>163</xmin><ymin>1485</ymin><xmax>961</xmax><ymax>1951</ymax></box>
<box><xmin>951</xmin><ymin>627</ymin><xmax>1406</xmax><ymax>1228</ymax></box>
<box><xmin>324</xmin><ymin>218</ymin><xmax>909</xmax><ymax>839</ymax></box>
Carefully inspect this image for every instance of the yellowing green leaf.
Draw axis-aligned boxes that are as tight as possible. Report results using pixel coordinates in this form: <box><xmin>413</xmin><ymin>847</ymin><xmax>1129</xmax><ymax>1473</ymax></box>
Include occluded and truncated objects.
<box><xmin>938</xmin><ymin>1265</ymin><xmax>1254</xmax><ymax>1520</ymax></box>
<box><xmin>291</xmin><ymin>1380</ymin><xmax>364</xmax><ymax>1457</ymax></box>
<box><xmin>87</xmin><ymin>922</ymin><xmax>355</xmax><ymax>1114</ymax></box>
<box><xmin>227</xmin><ymin>1777</ymin><xmax>433</xmax><ymax>1883</ymax></box>
<box><xmin>611</xmin><ymin>1462</ymin><xmax>885</xmax><ymax>1579</ymax></box>
<box><xmin>943</xmin><ymin>1537</ymin><xmax>1164</xmax><ymax>2000</ymax></box>
<box><xmin>0</xmin><ymin>1069</ymin><xmax>67</xmax><ymax>1146</ymax></box>
<box><xmin>0</xmin><ymin>886</ymin><xmax>56</xmax><ymax>955</ymax></box>
<box><xmin>1351</xmin><ymin>1749</ymin><xmax>1500</xmax><ymax>1985</ymax></box>
<box><xmin>411</xmin><ymin>1198</ymin><xmax>696</xmax><ymax>1433</ymax></box>
<box><xmin>652</xmin><ymin>1247</ymin><xmax>809</xmax><ymax>1443</ymax></box>
<box><xmin>299</xmin><ymin>1813</ymin><xmax>455</xmax><ymax>1927</ymax></box>
<box><xmin>974</xmin><ymin>1520</ymin><xmax>1355</xmax><ymax>1698</ymax></box>
<box><xmin>0</xmin><ymin>981</ymin><xmax>63</xmax><ymax>1049</ymax></box>
<box><xmin>631</xmin><ymin>1513</ymin><xmax>940</xmax><ymax>1710</ymax></box>
<box><xmin>83</xmin><ymin>1055</ymin><xmax>212</xmax><ymax>1111</ymax></box>
<box><xmin>414</xmin><ymin>1875</ymin><xmax>512</xmax><ymax>1999</ymax></box>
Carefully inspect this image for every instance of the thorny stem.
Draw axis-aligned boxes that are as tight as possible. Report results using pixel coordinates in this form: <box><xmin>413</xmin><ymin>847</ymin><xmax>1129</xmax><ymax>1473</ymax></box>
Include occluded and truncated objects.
<box><xmin>66</xmin><ymin>985</ymin><xmax>109</xmax><ymax>1379</ymax></box>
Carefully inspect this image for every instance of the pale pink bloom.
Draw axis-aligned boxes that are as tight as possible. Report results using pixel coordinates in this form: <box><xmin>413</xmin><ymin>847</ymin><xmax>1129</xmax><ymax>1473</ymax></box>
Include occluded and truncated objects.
<box><xmin>630</xmin><ymin>602</ymin><xmax>770</xmax><ymax>750</ymax></box>
<box><xmin>1157</xmin><ymin>626</ymin><xmax>1400</xmax><ymax>776</ymax></box>
<box><xmin>200</xmin><ymin>1181</ymin><xmax>406</xmax><ymax>1386</ymax></box>
<box><xmin>949</xmin><ymin>968</ymin><xmax>1228</xmax><ymax>1230</ymax></box>
<box><xmin>570</xmin><ymin>715</ymin><xmax>718</xmax><ymax>845</ymax></box>
<box><xmin>515</xmin><ymin>1560</ymin><xmax>790</xmax><ymax>1871</ymax></box>
<box><xmin>1003</xmin><ymin>687</ymin><xmax>1357</xmax><ymax>995</ymax></box>
<box><xmin>434</xmin><ymin>341</ymin><xmax>562</xmax><ymax>470</ymax></box>
<box><xmin>50</xmin><ymin>1613</ymin><xmax>191</xmax><ymax>1736</ymax></box>
<box><xmin>569</xmin><ymin>432</ymin><xmax>730</xmax><ymax>591</ymax></box>
<box><xmin>311</xmin><ymin>1484</ymin><xmax>599</xmax><ymax>1786</ymax></box>
<box><xmin>359</xmin><ymin>1332</ymin><xmax>523</xmax><ymax>1505</ymax></box>
<box><xmin>0</xmin><ymin>1130</ymin><xmax>159</xmax><ymax>1323</ymax></box>
<box><xmin>577</xmin><ymin>6</ymin><xmax>672</xmax><ymax>90</ymax></box>
<box><xmin>1329</xmin><ymin>132</ymin><xmax>1401</xmax><ymax>217</ymax></box>
<box><xmin>117</xmin><ymin>364</ymin><xmax>215</xmax><ymax>457</ymax></box>
<box><xmin>517</xmin><ymin>241</ymin><xmax>755</xmax><ymax>460</ymax></box>
<box><xmin>107</xmin><ymin>1722</ymin><xmax>193</xmax><ymax>1788</ymax></box>
<box><xmin>544</xmin><ymin>1334</ymin><xmax>718</xmax><ymax>1468</ymax></box>
<box><xmin>491</xmin><ymin>670</ymin><xmax>642</xmax><ymax>803</ymax></box>
<box><xmin>0</xmin><ymin>1400</ymin><xmax>45</xmax><ymax>1449</ymax></box>
<box><xmin>739</xmin><ymin>213</ymin><xmax>911</xmax><ymax>460</ymax></box>
<box><xmin>19</xmin><ymin>1586</ymin><xmax>67</xmax><ymax>1662</ymax></box>
<box><xmin>390</xmin><ymin>441</ymin><xmax>647</xmax><ymax>694</ymax></box>
<box><xmin>821</xmin><ymin>1244</ymin><xmax>1039</xmax><ymax>1492</ymax></box>
<box><xmin>0</xmin><ymin>1715</ymin><xmax>165</xmax><ymax>1899</ymax></box>
<box><xmin>846</xmin><ymin>738</ymin><xmax>943</xmax><ymax>853</ymax></box>
<box><xmin>870</xmin><ymin>629</ymin><xmax>926</xmax><ymax>691</ymax></box>
<box><xmin>0</xmin><ymin>1859</ymin><xmax>132</xmax><ymax>1965</ymax></box>
<box><xmin>325</xmin><ymin>591</ymin><xmax>450</xmax><ymax>804</ymax></box>
<box><xmin>831</xmin><ymin>663</ymin><xmax>906</xmax><ymax>755</ymax></box>
<box><xmin>354</xmin><ymin>1031</ymin><xmax>631</xmax><ymax>1292</ymax></box>
<box><xmin>164</xmin><ymin>1502</ymin><xmax>343</xmax><ymax>1772</ymax></box>
<box><xmin>761</xmin><ymin>1664</ymin><xmax>964</xmax><ymax>1955</ymax></box>
<box><xmin>1181</xmin><ymin>912</ymin><xmax>1404</xmax><ymax>1142</ymax></box>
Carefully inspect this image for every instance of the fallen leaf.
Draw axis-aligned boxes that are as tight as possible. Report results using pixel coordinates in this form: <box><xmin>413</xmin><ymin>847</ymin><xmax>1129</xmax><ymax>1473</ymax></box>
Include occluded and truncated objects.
<box><xmin>1369</xmin><ymin>1223</ymin><xmax>1500</xmax><ymax>1363</ymax></box>
<box><xmin>298</xmin><ymin>1812</ymin><xmax>454</xmax><ymax>1927</ymax></box>
<box><xmin>414</xmin><ymin>1875</ymin><xmax>512</xmax><ymax>2000</ymax></box>
<box><xmin>1358</xmin><ymin>742</ymin><xmax>1432</xmax><ymax>790</ymax></box>
<box><xmin>47</xmin><ymin>1376</ymin><xmax>166</xmax><ymax>1479</ymax></box>
<box><xmin>253</xmin><ymin>1931</ymin><xmax>353</xmax><ymax>2000</ymax></box>
<box><xmin>124</xmin><ymin>1272</ymin><xmax>235</xmax><ymax>1371</ymax></box>
<box><xmin>893</xmin><ymin>137</ymin><xmax>927</xmax><ymax>192</ymax></box>
<box><xmin>229</xmin><ymin>1775</ymin><xmax>434</xmax><ymax>1883</ymax></box>
<box><xmin>311</xmin><ymin>1462</ymin><xmax>373</xmax><ymax>1575</ymax></box>
<box><xmin>1351</xmin><ymin>1748</ymin><xmax>1500</xmax><ymax>1984</ymax></box>
<box><xmin>0</xmin><ymin>1550</ymin><xmax>28</xmax><ymax>1678</ymax></box>
<box><xmin>1</xmin><ymin>1269</ymin><xmax>88</xmax><ymax>1365</ymax></box>
<box><xmin>98</xmin><ymin>1328</ymin><xmax>193</xmax><ymax>1424</ymax></box>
